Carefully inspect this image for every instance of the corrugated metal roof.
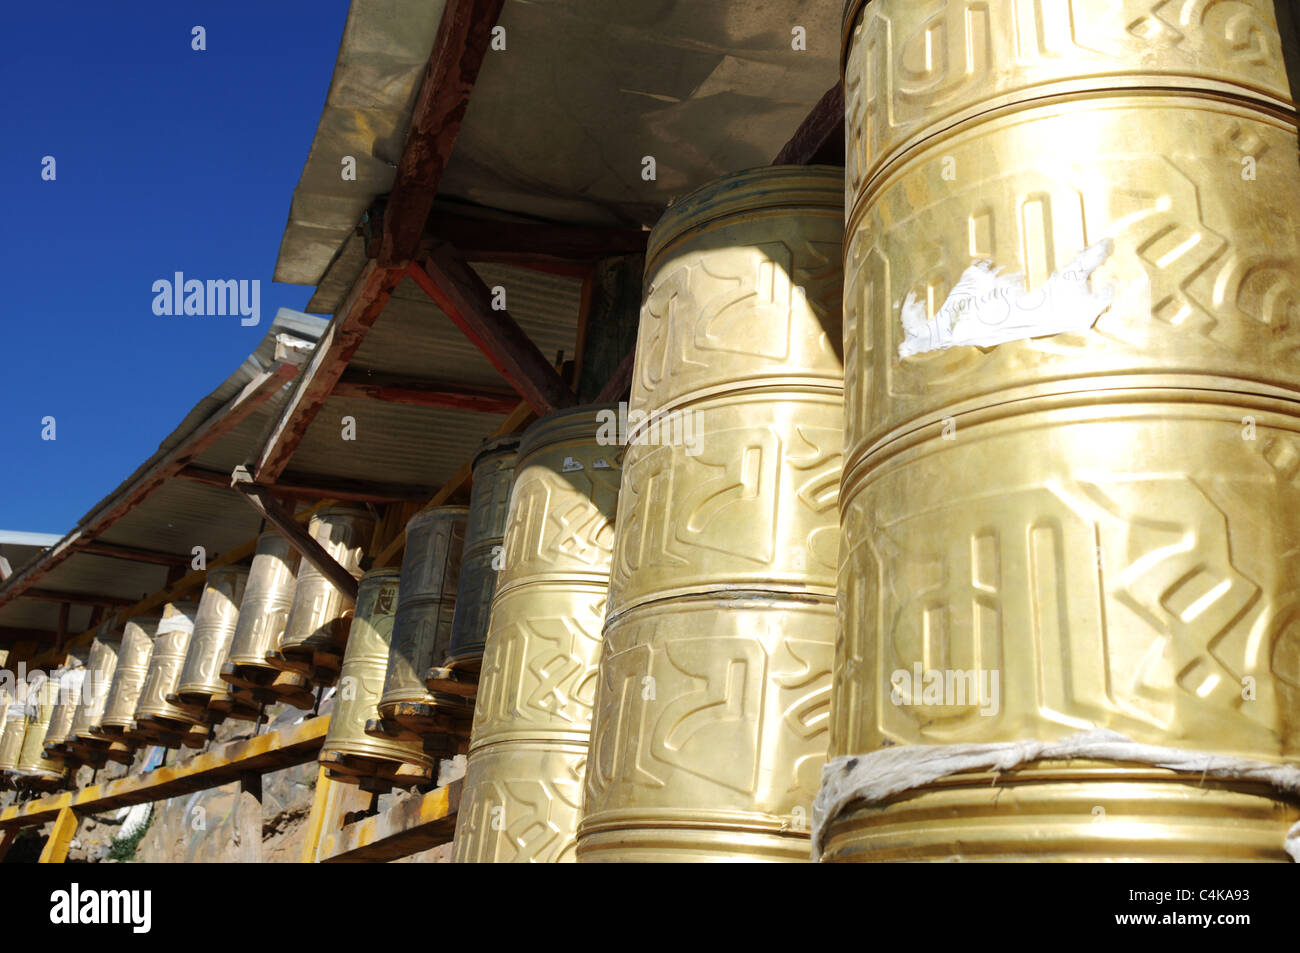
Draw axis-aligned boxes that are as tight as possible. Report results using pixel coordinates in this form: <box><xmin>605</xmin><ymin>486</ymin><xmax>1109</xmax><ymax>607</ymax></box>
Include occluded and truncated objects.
<box><xmin>0</xmin><ymin>310</ymin><xmax>327</xmax><ymax>639</ymax></box>
<box><xmin>275</xmin><ymin>0</ymin><xmax>838</xmax><ymax>290</ymax></box>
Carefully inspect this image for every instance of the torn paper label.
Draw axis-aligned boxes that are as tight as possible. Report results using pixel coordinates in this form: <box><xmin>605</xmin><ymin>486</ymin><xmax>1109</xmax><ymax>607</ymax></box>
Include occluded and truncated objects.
<box><xmin>899</xmin><ymin>239</ymin><xmax>1115</xmax><ymax>358</ymax></box>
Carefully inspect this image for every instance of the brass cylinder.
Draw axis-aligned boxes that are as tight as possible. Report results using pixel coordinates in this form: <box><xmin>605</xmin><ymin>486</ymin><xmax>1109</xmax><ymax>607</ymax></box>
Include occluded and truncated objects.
<box><xmin>454</xmin><ymin>405</ymin><xmax>621</xmax><ymax>862</ymax></box>
<box><xmin>322</xmin><ymin>568</ymin><xmax>432</xmax><ymax>786</ymax></box>
<box><xmin>0</xmin><ymin>699</ymin><xmax>25</xmax><ymax>772</ymax></box>
<box><xmin>135</xmin><ymin>600</ymin><xmax>202</xmax><ymax>728</ymax></box>
<box><xmin>98</xmin><ymin>616</ymin><xmax>159</xmax><ymax>734</ymax></box>
<box><xmin>578</xmin><ymin>166</ymin><xmax>844</xmax><ymax>863</ymax></box>
<box><xmin>380</xmin><ymin>507</ymin><xmax>468</xmax><ymax>715</ymax></box>
<box><xmin>16</xmin><ymin>676</ymin><xmax>65</xmax><ymax>779</ymax></box>
<box><xmin>445</xmin><ymin>435</ymin><xmax>521</xmax><ymax>672</ymax></box>
<box><xmin>830</xmin><ymin>0</ymin><xmax>1300</xmax><ymax>861</ymax></box>
<box><xmin>71</xmin><ymin>624</ymin><xmax>123</xmax><ymax>742</ymax></box>
<box><xmin>277</xmin><ymin>505</ymin><xmax>375</xmax><ymax>670</ymax></box>
<box><xmin>226</xmin><ymin>531</ymin><xmax>301</xmax><ymax>671</ymax></box>
<box><xmin>43</xmin><ymin>661</ymin><xmax>87</xmax><ymax>754</ymax></box>
<box><xmin>176</xmin><ymin>566</ymin><xmax>250</xmax><ymax>707</ymax></box>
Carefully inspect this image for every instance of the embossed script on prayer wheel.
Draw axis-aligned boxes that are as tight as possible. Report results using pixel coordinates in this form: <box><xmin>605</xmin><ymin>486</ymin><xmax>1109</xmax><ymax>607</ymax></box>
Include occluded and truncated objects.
<box><xmin>827</xmin><ymin>0</ymin><xmax>1300</xmax><ymax>862</ymax></box>
<box><xmin>43</xmin><ymin>658</ymin><xmax>88</xmax><ymax>757</ymax></box>
<box><xmin>378</xmin><ymin>507</ymin><xmax>467</xmax><ymax>736</ymax></box>
<box><xmin>453</xmin><ymin>406</ymin><xmax>620</xmax><ymax>863</ymax></box>
<box><xmin>176</xmin><ymin>566</ymin><xmax>249</xmax><ymax>708</ymax></box>
<box><xmin>226</xmin><ymin>532</ymin><xmax>300</xmax><ymax>671</ymax></box>
<box><xmin>98</xmin><ymin>616</ymin><xmax>159</xmax><ymax>735</ymax></box>
<box><xmin>71</xmin><ymin>624</ymin><xmax>123</xmax><ymax>754</ymax></box>
<box><xmin>275</xmin><ymin>505</ymin><xmax>374</xmax><ymax>680</ymax></box>
<box><xmin>0</xmin><ymin>699</ymin><xmax>27</xmax><ymax>772</ymax></box>
<box><xmin>16</xmin><ymin>676</ymin><xmax>65</xmax><ymax>780</ymax></box>
<box><xmin>578</xmin><ymin>166</ymin><xmax>844</xmax><ymax>863</ymax></box>
<box><xmin>322</xmin><ymin>568</ymin><xmax>432</xmax><ymax>790</ymax></box>
<box><xmin>444</xmin><ymin>435</ymin><xmax>520</xmax><ymax>673</ymax></box>
<box><xmin>133</xmin><ymin>601</ymin><xmax>201</xmax><ymax>729</ymax></box>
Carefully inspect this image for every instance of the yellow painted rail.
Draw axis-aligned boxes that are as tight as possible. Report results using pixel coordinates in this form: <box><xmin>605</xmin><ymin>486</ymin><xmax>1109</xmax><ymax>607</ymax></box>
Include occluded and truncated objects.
<box><xmin>0</xmin><ymin>716</ymin><xmax>329</xmax><ymax>833</ymax></box>
<box><xmin>319</xmin><ymin>778</ymin><xmax>461</xmax><ymax>862</ymax></box>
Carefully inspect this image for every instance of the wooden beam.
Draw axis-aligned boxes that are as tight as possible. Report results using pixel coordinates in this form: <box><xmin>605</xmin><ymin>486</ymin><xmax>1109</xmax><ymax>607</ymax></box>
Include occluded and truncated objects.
<box><xmin>0</xmin><ymin>626</ymin><xmax>58</xmax><ymax>642</ymax></box>
<box><xmin>0</xmin><ymin>716</ymin><xmax>330</xmax><ymax>831</ymax></box>
<box><xmin>37</xmin><ymin>806</ymin><xmax>78</xmax><ymax>864</ymax></box>
<box><xmin>410</xmin><ymin>246</ymin><xmax>578</xmax><ymax>416</ymax></box>
<box><xmin>267</xmin><ymin>474</ymin><xmax>433</xmax><ymax>505</ymax></box>
<box><xmin>0</xmin><ymin>362</ymin><xmax>298</xmax><ymax>615</ymax></box>
<box><xmin>423</xmin><ymin>215</ymin><xmax>648</xmax><ymax>265</ymax></box>
<box><xmin>378</xmin><ymin>0</ymin><xmax>508</xmax><ymax>266</ymax></box>
<box><xmin>374</xmin><ymin>400</ymin><xmax>535</xmax><ymax>568</ymax></box>
<box><xmin>773</xmin><ymin>83</ymin><xmax>845</xmax><ymax>166</ymax></box>
<box><xmin>25</xmin><ymin>589</ymin><xmax>135</xmax><ymax>609</ymax></box>
<box><xmin>332</xmin><ymin>369</ymin><xmax>518</xmax><ymax>415</ymax></box>
<box><xmin>253</xmin><ymin>263</ymin><xmax>406</xmax><ymax>484</ymax></box>
<box><xmin>79</xmin><ymin>540</ymin><xmax>190</xmax><ymax>567</ymax></box>
<box><xmin>232</xmin><ymin>468</ymin><xmax>360</xmax><ymax>603</ymax></box>
<box><xmin>174</xmin><ymin>465</ymin><xmax>233</xmax><ymax>489</ymax></box>
<box><xmin>55</xmin><ymin>602</ymin><xmax>69</xmax><ymax>654</ymax></box>
<box><xmin>319</xmin><ymin>779</ymin><xmax>461</xmax><ymax>862</ymax></box>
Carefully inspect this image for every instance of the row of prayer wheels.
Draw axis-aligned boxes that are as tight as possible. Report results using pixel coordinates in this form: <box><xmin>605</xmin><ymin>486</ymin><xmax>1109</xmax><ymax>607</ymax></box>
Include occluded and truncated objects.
<box><xmin>9</xmin><ymin>2</ymin><xmax>1299</xmax><ymax>861</ymax></box>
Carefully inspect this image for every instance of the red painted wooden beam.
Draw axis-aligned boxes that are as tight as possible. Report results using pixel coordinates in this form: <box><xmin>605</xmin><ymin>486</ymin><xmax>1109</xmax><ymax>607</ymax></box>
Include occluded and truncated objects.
<box><xmin>409</xmin><ymin>245</ymin><xmax>578</xmax><ymax>417</ymax></box>
<box><xmin>378</xmin><ymin>0</ymin><xmax>508</xmax><ymax>266</ymax></box>
<box><xmin>773</xmin><ymin>83</ymin><xmax>845</xmax><ymax>166</ymax></box>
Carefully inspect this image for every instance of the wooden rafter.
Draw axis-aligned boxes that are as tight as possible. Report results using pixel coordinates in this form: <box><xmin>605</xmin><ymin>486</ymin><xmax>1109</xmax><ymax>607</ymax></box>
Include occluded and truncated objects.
<box><xmin>378</xmin><ymin>0</ymin><xmax>508</xmax><ymax>266</ymax></box>
<box><xmin>79</xmin><ymin>540</ymin><xmax>190</xmax><ymax>567</ymax></box>
<box><xmin>253</xmin><ymin>264</ymin><xmax>406</xmax><ymax>483</ymax></box>
<box><xmin>410</xmin><ymin>244</ymin><xmax>578</xmax><ymax>416</ymax></box>
<box><xmin>25</xmin><ymin>589</ymin><xmax>135</xmax><ymax>609</ymax></box>
<box><xmin>422</xmin><ymin>214</ymin><xmax>648</xmax><ymax>266</ymax></box>
<box><xmin>332</xmin><ymin>369</ymin><xmax>518</xmax><ymax>414</ymax></box>
<box><xmin>232</xmin><ymin>467</ymin><xmax>360</xmax><ymax>603</ymax></box>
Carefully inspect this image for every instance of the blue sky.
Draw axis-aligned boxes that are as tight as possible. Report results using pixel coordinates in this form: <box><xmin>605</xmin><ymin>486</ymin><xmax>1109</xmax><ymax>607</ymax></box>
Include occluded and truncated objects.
<box><xmin>0</xmin><ymin>1</ymin><xmax>351</xmax><ymax>533</ymax></box>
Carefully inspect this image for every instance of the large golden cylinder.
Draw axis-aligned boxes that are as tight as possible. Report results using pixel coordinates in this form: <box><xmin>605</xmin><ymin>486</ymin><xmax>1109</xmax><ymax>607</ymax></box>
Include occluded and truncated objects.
<box><xmin>275</xmin><ymin>505</ymin><xmax>374</xmax><ymax>678</ymax></box>
<box><xmin>71</xmin><ymin>624</ymin><xmax>123</xmax><ymax>743</ymax></box>
<box><xmin>97</xmin><ymin>616</ymin><xmax>159</xmax><ymax>735</ymax></box>
<box><xmin>444</xmin><ymin>435</ymin><xmax>520</xmax><ymax>673</ymax></box>
<box><xmin>578</xmin><ymin>166</ymin><xmax>845</xmax><ymax>862</ymax></box>
<box><xmin>0</xmin><ymin>698</ymin><xmax>25</xmax><ymax>772</ymax></box>
<box><xmin>175</xmin><ymin>566</ymin><xmax>249</xmax><ymax>708</ymax></box>
<box><xmin>42</xmin><ymin>659</ymin><xmax>87</xmax><ymax>755</ymax></box>
<box><xmin>378</xmin><ymin>506</ymin><xmax>468</xmax><ymax>732</ymax></box>
<box><xmin>453</xmin><ymin>405</ymin><xmax>620</xmax><ymax>862</ymax></box>
<box><xmin>16</xmin><ymin>676</ymin><xmax>65</xmax><ymax>780</ymax></box>
<box><xmin>829</xmin><ymin>0</ymin><xmax>1300</xmax><ymax>861</ymax></box>
<box><xmin>322</xmin><ymin>568</ymin><xmax>432</xmax><ymax>788</ymax></box>
<box><xmin>134</xmin><ymin>600</ymin><xmax>201</xmax><ymax>729</ymax></box>
<box><xmin>225</xmin><ymin>531</ymin><xmax>301</xmax><ymax>671</ymax></box>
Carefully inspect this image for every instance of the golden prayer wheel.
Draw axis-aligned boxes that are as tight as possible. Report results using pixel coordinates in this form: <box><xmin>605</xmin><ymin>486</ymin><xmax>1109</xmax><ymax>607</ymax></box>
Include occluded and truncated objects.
<box><xmin>16</xmin><ymin>676</ymin><xmax>66</xmax><ymax>781</ymax></box>
<box><xmin>97</xmin><ymin>616</ymin><xmax>159</xmax><ymax>736</ymax></box>
<box><xmin>322</xmin><ymin>568</ymin><xmax>432</xmax><ymax>789</ymax></box>
<box><xmin>443</xmin><ymin>435</ymin><xmax>521</xmax><ymax>674</ymax></box>
<box><xmin>274</xmin><ymin>505</ymin><xmax>374</xmax><ymax>681</ymax></box>
<box><xmin>454</xmin><ymin>405</ymin><xmax>620</xmax><ymax>863</ymax></box>
<box><xmin>578</xmin><ymin>165</ymin><xmax>845</xmax><ymax>862</ymax></box>
<box><xmin>376</xmin><ymin>506</ymin><xmax>468</xmax><ymax>744</ymax></box>
<box><xmin>225</xmin><ymin>531</ymin><xmax>301</xmax><ymax>672</ymax></box>
<box><xmin>826</xmin><ymin>0</ymin><xmax>1300</xmax><ymax>861</ymax></box>
<box><xmin>71</xmin><ymin>623</ymin><xmax>123</xmax><ymax>745</ymax></box>
<box><xmin>175</xmin><ymin>566</ymin><xmax>249</xmax><ymax>709</ymax></box>
<box><xmin>43</xmin><ymin>660</ymin><xmax>87</xmax><ymax>757</ymax></box>
<box><xmin>134</xmin><ymin>600</ymin><xmax>202</xmax><ymax>733</ymax></box>
<box><xmin>0</xmin><ymin>698</ymin><xmax>25</xmax><ymax>772</ymax></box>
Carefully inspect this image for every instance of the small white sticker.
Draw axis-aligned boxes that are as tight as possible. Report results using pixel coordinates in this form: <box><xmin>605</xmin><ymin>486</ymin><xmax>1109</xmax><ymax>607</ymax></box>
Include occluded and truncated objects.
<box><xmin>592</xmin><ymin>457</ymin><xmax>612</xmax><ymax>470</ymax></box>
<box><xmin>562</xmin><ymin>456</ymin><xmax>584</xmax><ymax>472</ymax></box>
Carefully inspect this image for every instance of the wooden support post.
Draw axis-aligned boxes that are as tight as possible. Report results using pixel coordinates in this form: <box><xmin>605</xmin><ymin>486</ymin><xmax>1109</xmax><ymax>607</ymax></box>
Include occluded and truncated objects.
<box><xmin>237</xmin><ymin>771</ymin><xmax>263</xmax><ymax>864</ymax></box>
<box><xmin>55</xmin><ymin>602</ymin><xmax>69</xmax><ymax>655</ymax></box>
<box><xmin>38</xmin><ymin>806</ymin><xmax>79</xmax><ymax>863</ymax></box>
<box><xmin>577</xmin><ymin>254</ymin><xmax>645</xmax><ymax>403</ymax></box>
<box><xmin>231</xmin><ymin>467</ymin><xmax>360</xmax><ymax>604</ymax></box>
<box><xmin>0</xmin><ymin>827</ymin><xmax>17</xmax><ymax>862</ymax></box>
<box><xmin>300</xmin><ymin>765</ymin><xmax>335</xmax><ymax>863</ymax></box>
<box><xmin>409</xmin><ymin>248</ymin><xmax>578</xmax><ymax>416</ymax></box>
